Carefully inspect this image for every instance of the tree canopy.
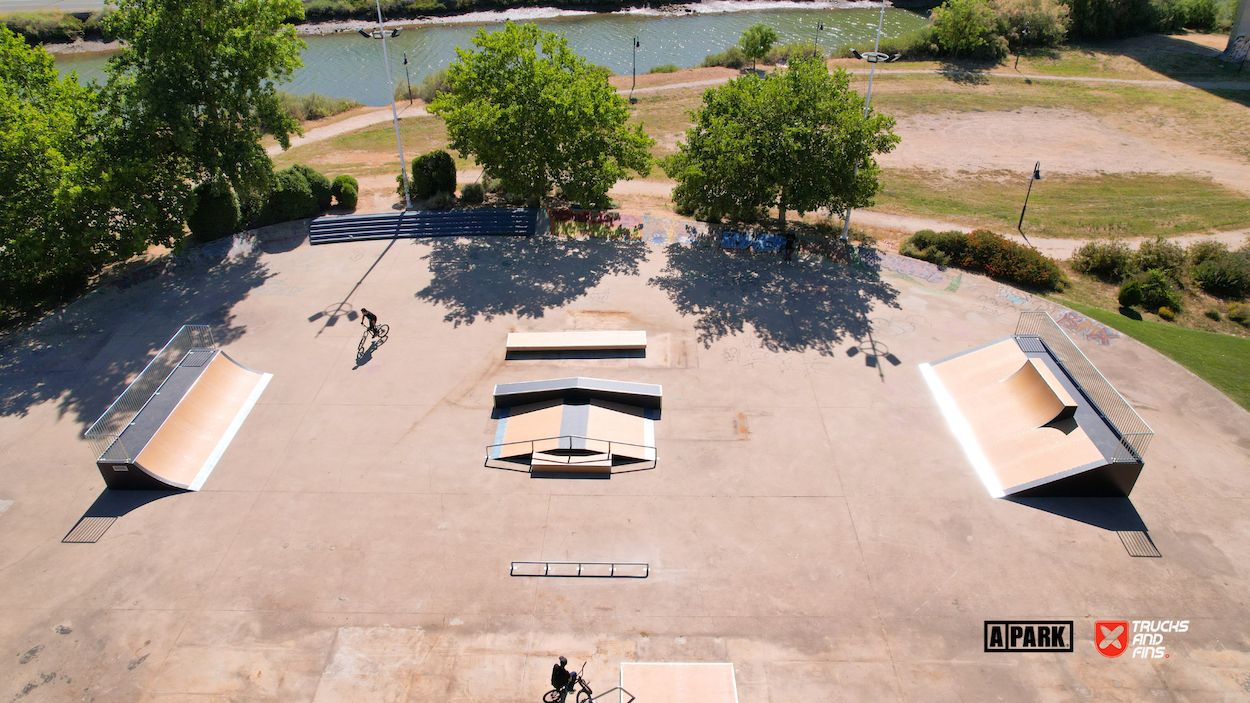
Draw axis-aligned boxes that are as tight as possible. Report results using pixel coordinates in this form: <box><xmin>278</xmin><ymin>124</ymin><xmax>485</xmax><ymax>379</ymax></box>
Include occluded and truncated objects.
<box><xmin>663</xmin><ymin>56</ymin><xmax>900</xmax><ymax>240</ymax></box>
<box><xmin>103</xmin><ymin>0</ymin><xmax>305</xmax><ymax>201</ymax></box>
<box><xmin>430</xmin><ymin>21</ymin><xmax>654</xmax><ymax>207</ymax></box>
<box><xmin>739</xmin><ymin>23</ymin><xmax>778</xmax><ymax>70</ymax></box>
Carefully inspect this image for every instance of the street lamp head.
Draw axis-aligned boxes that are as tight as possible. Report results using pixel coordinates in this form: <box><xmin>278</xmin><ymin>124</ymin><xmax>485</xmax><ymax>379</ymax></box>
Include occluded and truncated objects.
<box><xmin>851</xmin><ymin>48</ymin><xmax>863</xmax><ymax>59</ymax></box>
<box><xmin>635</xmin><ymin>39</ymin><xmax>640</xmax><ymax>48</ymax></box>
<box><xmin>1032</xmin><ymin>161</ymin><xmax>1042</xmax><ymax>180</ymax></box>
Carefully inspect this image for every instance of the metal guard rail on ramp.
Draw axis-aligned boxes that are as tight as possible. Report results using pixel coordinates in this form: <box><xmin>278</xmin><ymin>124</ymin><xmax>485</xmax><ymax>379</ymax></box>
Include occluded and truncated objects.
<box><xmin>309</xmin><ymin>208</ymin><xmax>539</xmax><ymax>245</ymax></box>
<box><xmin>511</xmin><ymin>561</ymin><xmax>649</xmax><ymax>578</ymax></box>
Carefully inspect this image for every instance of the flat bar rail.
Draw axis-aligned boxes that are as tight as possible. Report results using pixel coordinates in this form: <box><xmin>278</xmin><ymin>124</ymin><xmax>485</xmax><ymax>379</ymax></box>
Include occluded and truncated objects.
<box><xmin>510</xmin><ymin>561</ymin><xmax>649</xmax><ymax>578</ymax></box>
<box><xmin>1015</xmin><ymin>312</ymin><xmax>1153</xmax><ymax>462</ymax></box>
<box><xmin>83</xmin><ymin>325</ymin><xmax>216</xmax><ymax>463</ymax></box>
<box><xmin>309</xmin><ymin>209</ymin><xmax>539</xmax><ymax>245</ymax></box>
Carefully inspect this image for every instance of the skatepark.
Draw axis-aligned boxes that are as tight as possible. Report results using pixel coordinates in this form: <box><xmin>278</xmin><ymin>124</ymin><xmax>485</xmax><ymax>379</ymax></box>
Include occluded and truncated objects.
<box><xmin>0</xmin><ymin>219</ymin><xmax>1248</xmax><ymax>701</ymax></box>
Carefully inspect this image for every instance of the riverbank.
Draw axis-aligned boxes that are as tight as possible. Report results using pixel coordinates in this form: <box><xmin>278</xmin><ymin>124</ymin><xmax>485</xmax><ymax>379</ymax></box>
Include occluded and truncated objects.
<box><xmin>35</xmin><ymin>0</ymin><xmax>927</xmax><ymax>54</ymax></box>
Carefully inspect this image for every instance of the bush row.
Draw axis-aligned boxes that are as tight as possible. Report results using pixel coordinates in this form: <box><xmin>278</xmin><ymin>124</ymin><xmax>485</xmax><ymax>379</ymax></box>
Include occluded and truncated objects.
<box><xmin>900</xmin><ymin>228</ymin><xmax>1066</xmax><ymax>290</ymax></box>
<box><xmin>1</xmin><ymin>9</ymin><xmax>113</xmax><ymax>44</ymax></box>
<box><xmin>188</xmin><ymin>164</ymin><xmax>357</xmax><ymax>242</ymax></box>
<box><xmin>277</xmin><ymin>91</ymin><xmax>362</xmax><ymax>122</ymax></box>
<box><xmin>1072</xmin><ymin>237</ymin><xmax>1250</xmax><ymax>302</ymax></box>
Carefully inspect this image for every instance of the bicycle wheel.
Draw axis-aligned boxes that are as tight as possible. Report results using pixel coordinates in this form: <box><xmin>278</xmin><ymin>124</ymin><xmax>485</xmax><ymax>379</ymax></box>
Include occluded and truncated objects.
<box><xmin>575</xmin><ymin>688</ymin><xmax>592</xmax><ymax>703</ymax></box>
<box><xmin>542</xmin><ymin>690</ymin><xmax>562</xmax><ymax>703</ymax></box>
<box><xmin>376</xmin><ymin>324</ymin><xmax>389</xmax><ymax>341</ymax></box>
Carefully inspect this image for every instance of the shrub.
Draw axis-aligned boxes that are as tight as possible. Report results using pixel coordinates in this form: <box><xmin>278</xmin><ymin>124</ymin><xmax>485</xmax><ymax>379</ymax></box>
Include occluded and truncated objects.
<box><xmin>460</xmin><ymin>182</ymin><xmax>485</xmax><ymax>204</ymax></box>
<box><xmin>483</xmin><ymin>175</ymin><xmax>504</xmax><ymax>193</ymax></box>
<box><xmin>1187</xmin><ymin>238</ymin><xmax>1228</xmax><ymax>266</ymax></box>
<box><xmin>931</xmin><ymin>0</ymin><xmax>1008</xmax><ymax>59</ymax></box>
<box><xmin>1062</xmin><ymin>0</ymin><xmax>1154</xmax><ymax>38</ymax></box>
<box><xmin>187</xmin><ymin>180</ymin><xmax>241</xmax><ymax>242</ymax></box>
<box><xmin>263</xmin><ymin>167</ymin><xmax>318</xmax><ymax>224</ymax></box>
<box><xmin>1136</xmin><ymin>268</ymin><xmax>1184</xmax><ymax>312</ymax></box>
<box><xmin>1193</xmin><ymin>250</ymin><xmax>1250</xmax><ymax>299</ymax></box>
<box><xmin>84</xmin><ymin>8</ymin><xmax>115</xmax><ymax>40</ymax></box>
<box><xmin>1228</xmin><ymin>302</ymin><xmax>1250</xmax><ymax>325</ymax></box>
<box><xmin>995</xmin><ymin>0</ymin><xmax>1070</xmax><ymax>47</ymax></box>
<box><xmin>647</xmin><ymin>63</ymin><xmax>680</xmax><ymax>74</ymax></box>
<box><xmin>1157</xmin><ymin>305</ymin><xmax>1177</xmax><ymax>321</ymax></box>
<box><xmin>1070</xmin><ymin>240</ymin><xmax>1133</xmax><ymax>281</ymax></box>
<box><xmin>1</xmin><ymin>11</ymin><xmax>84</xmax><ymax>43</ymax></box>
<box><xmin>1118</xmin><ymin>279</ymin><xmax>1144</xmax><ymax>307</ymax></box>
<box><xmin>1204</xmin><ymin>307</ymin><xmax>1221</xmax><ymax>320</ymax></box>
<box><xmin>331</xmin><ymin>174</ymin><xmax>359</xmax><ymax>209</ymax></box>
<box><xmin>900</xmin><ymin>228</ymin><xmax>1064</xmax><ymax>290</ymax></box>
<box><xmin>411</xmin><ymin>149</ymin><xmax>456</xmax><ymax>199</ymax></box>
<box><xmin>701</xmin><ymin>46</ymin><xmax>748</xmax><ymax>69</ymax></box>
<box><xmin>1134</xmin><ymin>235</ymin><xmax>1185</xmax><ymax>281</ymax></box>
<box><xmin>291</xmin><ymin>164</ymin><xmax>332</xmax><ymax>211</ymax></box>
<box><xmin>765</xmin><ymin>42</ymin><xmax>823</xmax><ymax>65</ymax></box>
<box><xmin>426</xmin><ymin>191</ymin><xmax>457</xmax><ymax>210</ymax></box>
<box><xmin>416</xmin><ymin>68</ymin><xmax>449</xmax><ymax>103</ymax></box>
<box><xmin>277</xmin><ymin>91</ymin><xmax>361</xmax><ymax>122</ymax></box>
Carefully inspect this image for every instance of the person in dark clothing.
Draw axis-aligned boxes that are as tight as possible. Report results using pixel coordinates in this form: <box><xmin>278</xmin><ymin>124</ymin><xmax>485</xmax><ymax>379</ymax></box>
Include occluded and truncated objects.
<box><xmin>551</xmin><ymin>656</ymin><xmax>577</xmax><ymax>698</ymax></box>
<box><xmin>360</xmin><ymin>307</ymin><xmax>378</xmax><ymax>332</ymax></box>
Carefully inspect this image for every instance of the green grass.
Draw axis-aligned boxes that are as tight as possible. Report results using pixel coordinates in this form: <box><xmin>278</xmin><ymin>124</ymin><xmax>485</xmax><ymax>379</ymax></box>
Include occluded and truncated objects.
<box><xmin>874</xmin><ymin>169</ymin><xmax>1250</xmax><ymax>238</ymax></box>
<box><xmin>1057</xmin><ymin>299</ymin><xmax>1250</xmax><ymax>410</ymax></box>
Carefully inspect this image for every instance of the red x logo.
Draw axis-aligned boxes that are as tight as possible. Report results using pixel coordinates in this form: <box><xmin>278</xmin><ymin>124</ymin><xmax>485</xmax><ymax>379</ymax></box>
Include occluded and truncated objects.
<box><xmin>1096</xmin><ymin>621</ymin><xmax>1129</xmax><ymax>658</ymax></box>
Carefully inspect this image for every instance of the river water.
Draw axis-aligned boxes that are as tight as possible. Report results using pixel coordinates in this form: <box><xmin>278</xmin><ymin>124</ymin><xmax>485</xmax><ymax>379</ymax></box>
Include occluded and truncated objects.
<box><xmin>56</xmin><ymin>0</ymin><xmax>926</xmax><ymax>106</ymax></box>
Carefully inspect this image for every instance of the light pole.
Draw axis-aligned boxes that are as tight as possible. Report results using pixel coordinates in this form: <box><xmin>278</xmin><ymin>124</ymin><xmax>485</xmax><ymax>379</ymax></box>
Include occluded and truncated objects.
<box><xmin>403</xmin><ymin>52</ymin><xmax>413</xmax><ymax>105</ymax></box>
<box><xmin>375</xmin><ymin>0</ymin><xmax>411</xmax><ymax>210</ymax></box>
<box><xmin>630</xmin><ymin>37</ymin><xmax>640</xmax><ymax>103</ymax></box>
<box><xmin>1017</xmin><ymin>161</ymin><xmax>1042</xmax><ymax>247</ymax></box>
<box><xmin>839</xmin><ymin>0</ymin><xmax>900</xmax><ymax>245</ymax></box>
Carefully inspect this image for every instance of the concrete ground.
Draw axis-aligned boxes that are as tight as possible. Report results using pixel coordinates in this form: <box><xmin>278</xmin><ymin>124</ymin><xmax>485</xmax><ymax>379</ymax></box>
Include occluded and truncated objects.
<box><xmin>0</xmin><ymin>223</ymin><xmax>1248</xmax><ymax>702</ymax></box>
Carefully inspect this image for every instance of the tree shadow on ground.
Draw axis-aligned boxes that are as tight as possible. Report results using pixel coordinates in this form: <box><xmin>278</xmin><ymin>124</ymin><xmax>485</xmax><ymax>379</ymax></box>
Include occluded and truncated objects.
<box><xmin>414</xmin><ymin>235</ymin><xmax>650</xmax><ymax>326</ymax></box>
<box><xmin>0</xmin><ymin>247</ymin><xmax>275</xmax><ymax>428</ymax></box>
<box><xmin>649</xmin><ymin>245</ymin><xmax>901</xmax><ymax>355</ymax></box>
<box><xmin>937</xmin><ymin>59</ymin><xmax>993</xmax><ymax>84</ymax></box>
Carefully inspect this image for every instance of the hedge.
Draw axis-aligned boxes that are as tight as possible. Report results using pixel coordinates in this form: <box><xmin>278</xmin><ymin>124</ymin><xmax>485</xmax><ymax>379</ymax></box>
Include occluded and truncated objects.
<box><xmin>187</xmin><ymin>180</ymin><xmax>241</xmax><ymax>242</ymax></box>
<box><xmin>900</xmin><ymin>228</ymin><xmax>1065</xmax><ymax>290</ymax></box>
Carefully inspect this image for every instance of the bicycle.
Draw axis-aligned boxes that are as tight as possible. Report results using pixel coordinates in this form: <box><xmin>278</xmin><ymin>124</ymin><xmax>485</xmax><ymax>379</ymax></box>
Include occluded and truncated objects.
<box><xmin>543</xmin><ymin>662</ymin><xmax>593</xmax><ymax>703</ymax></box>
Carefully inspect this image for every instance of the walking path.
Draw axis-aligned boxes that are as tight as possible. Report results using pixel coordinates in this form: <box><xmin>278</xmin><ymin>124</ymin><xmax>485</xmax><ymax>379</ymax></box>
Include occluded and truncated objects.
<box><xmin>265</xmin><ymin>102</ymin><xmax>426</xmax><ymax>155</ymax></box>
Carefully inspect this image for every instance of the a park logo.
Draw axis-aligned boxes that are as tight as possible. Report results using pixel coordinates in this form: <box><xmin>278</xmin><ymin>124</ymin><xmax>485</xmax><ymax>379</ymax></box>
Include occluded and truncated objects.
<box><xmin>1095</xmin><ymin>621</ymin><xmax>1130</xmax><ymax>658</ymax></box>
<box><xmin>984</xmin><ymin>621</ymin><xmax>1074</xmax><ymax>652</ymax></box>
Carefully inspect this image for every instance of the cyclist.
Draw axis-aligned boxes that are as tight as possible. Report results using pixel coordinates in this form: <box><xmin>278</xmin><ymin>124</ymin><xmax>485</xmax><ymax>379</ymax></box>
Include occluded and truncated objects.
<box><xmin>551</xmin><ymin>656</ymin><xmax>577</xmax><ymax>698</ymax></box>
<box><xmin>360</xmin><ymin>307</ymin><xmax>379</xmax><ymax>335</ymax></box>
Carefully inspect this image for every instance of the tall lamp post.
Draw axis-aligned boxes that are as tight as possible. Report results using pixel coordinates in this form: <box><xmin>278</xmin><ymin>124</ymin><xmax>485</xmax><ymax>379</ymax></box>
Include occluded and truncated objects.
<box><xmin>630</xmin><ymin>37</ymin><xmax>640</xmax><ymax>103</ymax></box>
<box><xmin>1017</xmin><ymin>161</ymin><xmax>1041</xmax><ymax>247</ymax></box>
<box><xmin>403</xmin><ymin>52</ymin><xmax>413</xmax><ymax>105</ymax></box>
<box><xmin>375</xmin><ymin>0</ymin><xmax>411</xmax><ymax>210</ymax></box>
<box><xmin>839</xmin><ymin>0</ymin><xmax>900</xmax><ymax>245</ymax></box>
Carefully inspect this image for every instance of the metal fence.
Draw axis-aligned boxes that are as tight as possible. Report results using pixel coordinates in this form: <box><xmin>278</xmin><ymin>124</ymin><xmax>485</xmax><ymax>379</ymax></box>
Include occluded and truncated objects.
<box><xmin>1015</xmin><ymin>312</ymin><xmax>1153</xmax><ymax>462</ymax></box>
<box><xmin>83</xmin><ymin>325</ymin><xmax>216</xmax><ymax>463</ymax></box>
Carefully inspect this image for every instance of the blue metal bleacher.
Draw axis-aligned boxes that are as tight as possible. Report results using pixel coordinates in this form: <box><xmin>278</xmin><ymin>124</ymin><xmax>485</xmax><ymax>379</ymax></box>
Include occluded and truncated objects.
<box><xmin>309</xmin><ymin>208</ymin><xmax>539</xmax><ymax>245</ymax></box>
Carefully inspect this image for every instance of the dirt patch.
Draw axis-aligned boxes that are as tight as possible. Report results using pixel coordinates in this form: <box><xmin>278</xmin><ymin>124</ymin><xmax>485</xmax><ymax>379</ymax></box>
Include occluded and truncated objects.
<box><xmin>884</xmin><ymin>107</ymin><xmax>1250</xmax><ymax>195</ymax></box>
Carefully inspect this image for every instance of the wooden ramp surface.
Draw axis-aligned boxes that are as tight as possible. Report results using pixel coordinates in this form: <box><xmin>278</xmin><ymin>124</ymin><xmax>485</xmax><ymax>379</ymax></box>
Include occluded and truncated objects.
<box><xmin>620</xmin><ymin>663</ymin><xmax>738</xmax><ymax>703</ymax></box>
<box><xmin>928</xmin><ymin>338</ymin><xmax>1105</xmax><ymax>495</ymax></box>
<box><xmin>506</xmin><ymin>330</ymin><xmax>647</xmax><ymax>351</ymax></box>
<box><xmin>134</xmin><ymin>352</ymin><xmax>271</xmax><ymax>490</ymax></box>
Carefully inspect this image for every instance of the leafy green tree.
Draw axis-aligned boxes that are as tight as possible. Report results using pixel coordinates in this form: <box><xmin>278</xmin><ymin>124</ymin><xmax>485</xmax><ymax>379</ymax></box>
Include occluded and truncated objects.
<box><xmin>739</xmin><ymin>23</ymin><xmax>778</xmax><ymax>70</ymax></box>
<box><xmin>930</xmin><ymin>0</ymin><xmax>1000</xmax><ymax>57</ymax></box>
<box><xmin>103</xmin><ymin>0</ymin><xmax>305</xmax><ymax>205</ymax></box>
<box><xmin>663</xmin><ymin>56</ymin><xmax>899</xmax><ymax>244</ymax></box>
<box><xmin>0</xmin><ymin>26</ymin><xmax>154</xmax><ymax>316</ymax></box>
<box><xmin>430</xmin><ymin>22</ymin><xmax>654</xmax><ymax>207</ymax></box>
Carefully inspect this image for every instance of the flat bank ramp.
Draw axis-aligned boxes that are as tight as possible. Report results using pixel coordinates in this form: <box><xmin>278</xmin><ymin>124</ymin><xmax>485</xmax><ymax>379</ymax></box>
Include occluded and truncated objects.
<box><xmin>133</xmin><ymin>352</ymin><xmax>271</xmax><ymax>490</ymax></box>
<box><xmin>620</xmin><ymin>663</ymin><xmax>738</xmax><ymax>703</ymax></box>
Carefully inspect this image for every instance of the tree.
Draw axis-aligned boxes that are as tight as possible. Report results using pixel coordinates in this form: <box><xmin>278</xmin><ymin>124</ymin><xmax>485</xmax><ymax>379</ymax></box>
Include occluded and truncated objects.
<box><xmin>103</xmin><ymin>0</ymin><xmax>305</xmax><ymax>206</ymax></box>
<box><xmin>663</xmin><ymin>56</ymin><xmax>899</xmax><ymax>246</ymax></box>
<box><xmin>739</xmin><ymin>23</ymin><xmax>778</xmax><ymax>70</ymax></box>
<box><xmin>930</xmin><ymin>0</ymin><xmax>1001</xmax><ymax>57</ymax></box>
<box><xmin>0</xmin><ymin>26</ymin><xmax>152</xmax><ymax>316</ymax></box>
<box><xmin>430</xmin><ymin>22</ymin><xmax>654</xmax><ymax>207</ymax></box>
